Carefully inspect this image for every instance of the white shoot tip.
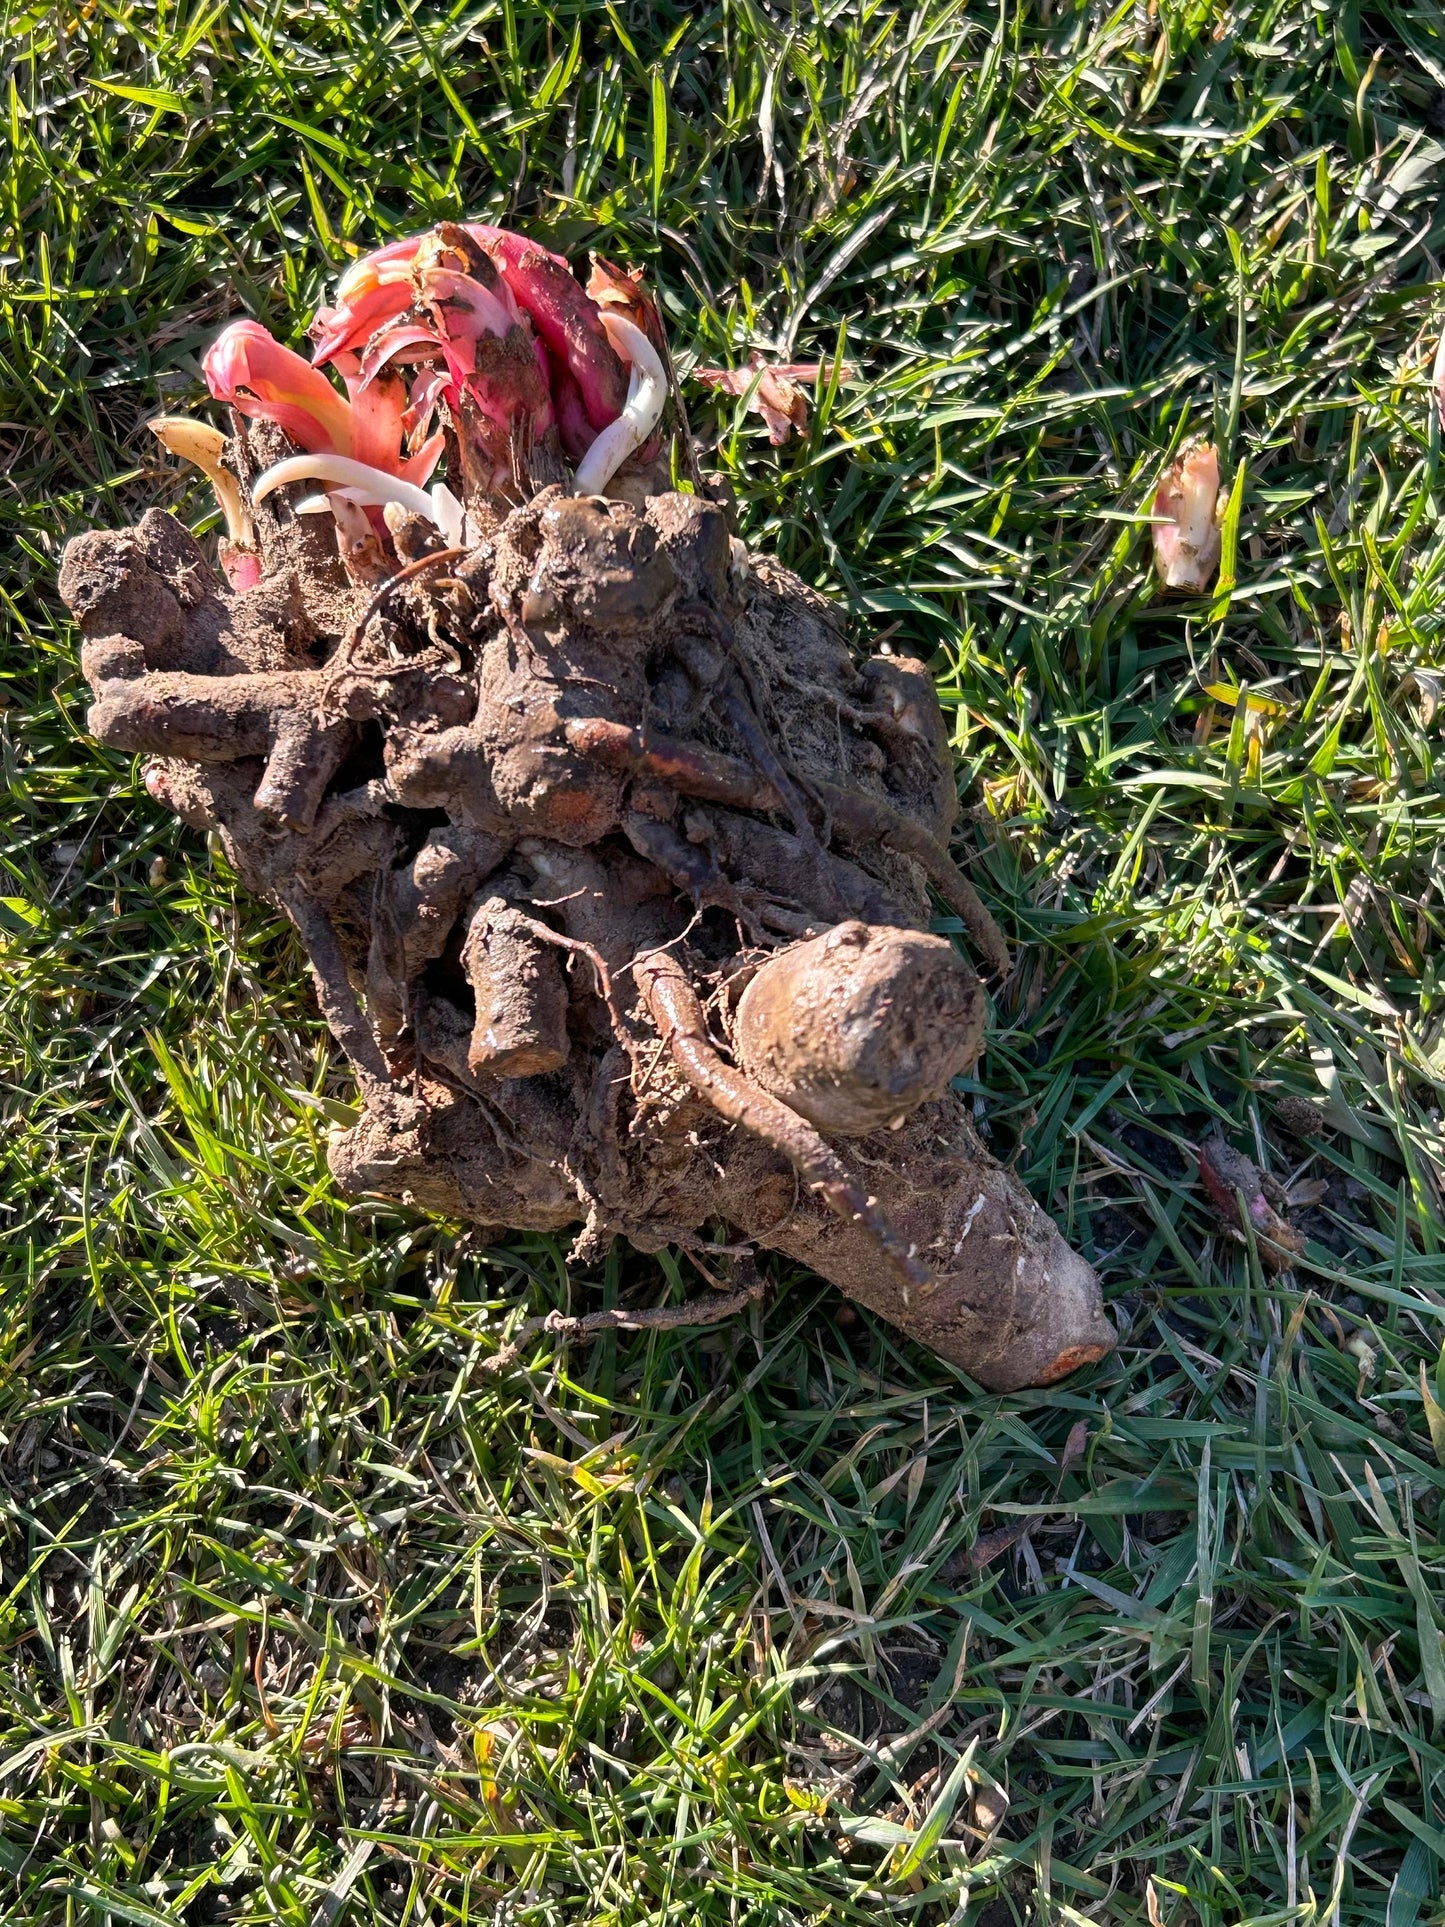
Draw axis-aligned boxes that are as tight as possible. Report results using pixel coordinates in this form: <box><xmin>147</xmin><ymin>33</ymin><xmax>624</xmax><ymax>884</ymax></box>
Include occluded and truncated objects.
<box><xmin>252</xmin><ymin>453</ymin><xmax>438</xmax><ymax>523</ymax></box>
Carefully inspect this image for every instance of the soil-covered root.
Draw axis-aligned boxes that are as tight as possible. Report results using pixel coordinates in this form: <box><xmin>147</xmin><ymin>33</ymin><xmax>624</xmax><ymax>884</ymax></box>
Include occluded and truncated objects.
<box><xmin>739</xmin><ymin>1090</ymin><xmax>1117</xmax><ymax>1390</ymax></box>
<box><xmin>637</xmin><ymin>946</ymin><xmax>936</xmax><ymax>1298</ymax></box>
<box><xmin>732</xmin><ymin>921</ymin><xmax>984</xmax><ymax>1134</ymax></box>
<box><xmin>461</xmin><ymin>895</ymin><xmax>571</xmax><ymax>1077</ymax></box>
<box><xmin>328</xmin><ymin>1060</ymin><xmax>1113</xmax><ymax>1392</ymax></box>
<box><xmin>60</xmin><ymin>463</ymin><xmax>1113</xmax><ymax>1391</ymax></box>
<box><xmin>1197</xmin><ymin>1131</ymin><xmax>1303</xmax><ymax>1271</ymax></box>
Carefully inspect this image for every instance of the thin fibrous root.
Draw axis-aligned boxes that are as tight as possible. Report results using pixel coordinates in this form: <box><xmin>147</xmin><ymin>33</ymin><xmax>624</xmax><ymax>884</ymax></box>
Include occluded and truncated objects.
<box><xmin>634</xmin><ymin>948</ymin><xmax>934</xmax><ymax>1297</ymax></box>
<box><xmin>822</xmin><ymin>784</ymin><xmax>1009</xmax><ymax>977</ymax></box>
<box><xmin>480</xmin><ymin>1269</ymin><xmax>766</xmax><ymax>1378</ymax></box>
<box><xmin>569</xmin><ymin>716</ymin><xmax>1011</xmax><ymax>975</ymax></box>
<box><xmin>281</xmin><ymin>887</ymin><xmax>395</xmax><ymax>1099</ymax></box>
<box><xmin>675</xmin><ymin>598</ymin><xmax>825</xmax><ymax>850</ymax></box>
<box><xmin>328</xmin><ymin>546</ymin><xmax>470</xmax><ymax>675</ymax></box>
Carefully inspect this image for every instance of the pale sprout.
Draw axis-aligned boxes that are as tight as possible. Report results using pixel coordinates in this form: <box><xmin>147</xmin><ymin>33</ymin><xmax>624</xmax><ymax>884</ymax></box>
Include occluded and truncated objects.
<box><xmin>252</xmin><ymin>452</ymin><xmax>440</xmax><ymax>520</ymax></box>
<box><xmin>1152</xmin><ymin>440</ymin><xmax>1223</xmax><ymax>593</ymax></box>
<box><xmin>148</xmin><ymin>416</ymin><xmax>252</xmax><ymax>549</ymax></box>
<box><xmin>572</xmin><ymin>314</ymin><xmax>667</xmax><ymax>497</ymax></box>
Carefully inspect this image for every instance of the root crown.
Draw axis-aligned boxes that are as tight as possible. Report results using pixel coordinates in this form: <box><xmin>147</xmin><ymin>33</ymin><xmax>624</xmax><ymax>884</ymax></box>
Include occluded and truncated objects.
<box><xmin>64</xmin><ymin>417</ymin><xmax>1112</xmax><ymax>1390</ymax></box>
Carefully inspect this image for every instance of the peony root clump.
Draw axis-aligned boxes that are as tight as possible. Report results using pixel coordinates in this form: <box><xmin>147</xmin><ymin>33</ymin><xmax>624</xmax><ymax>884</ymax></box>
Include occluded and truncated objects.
<box><xmin>59</xmin><ymin>224</ymin><xmax>1115</xmax><ymax>1392</ymax></box>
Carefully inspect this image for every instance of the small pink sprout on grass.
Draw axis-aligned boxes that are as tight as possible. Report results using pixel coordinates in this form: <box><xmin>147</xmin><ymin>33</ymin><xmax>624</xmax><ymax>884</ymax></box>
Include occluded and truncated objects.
<box><xmin>1196</xmin><ymin>1132</ymin><xmax>1303</xmax><ymax>1272</ymax></box>
<box><xmin>694</xmin><ymin>354</ymin><xmax>854</xmax><ymax>446</ymax></box>
<box><xmin>1151</xmin><ymin>439</ymin><xmax>1224</xmax><ymax>592</ymax></box>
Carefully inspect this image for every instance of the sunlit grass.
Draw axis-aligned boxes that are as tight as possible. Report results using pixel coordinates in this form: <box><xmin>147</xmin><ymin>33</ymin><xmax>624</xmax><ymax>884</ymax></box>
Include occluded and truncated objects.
<box><xmin>7</xmin><ymin>1</ymin><xmax>1445</xmax><ymax>1921</ymax></box>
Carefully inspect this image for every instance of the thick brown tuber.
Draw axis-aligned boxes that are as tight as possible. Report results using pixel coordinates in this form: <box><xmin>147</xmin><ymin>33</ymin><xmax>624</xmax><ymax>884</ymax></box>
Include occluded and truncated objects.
<box><xmin>734</xmin><ymin>922</ymin><xmax>984</xmax><ymax>1134</ymax></box>
<box><xmin>59</xmin><ymin>227</ymin><xmax>1115</xmax><ymax>1392</ymax></box>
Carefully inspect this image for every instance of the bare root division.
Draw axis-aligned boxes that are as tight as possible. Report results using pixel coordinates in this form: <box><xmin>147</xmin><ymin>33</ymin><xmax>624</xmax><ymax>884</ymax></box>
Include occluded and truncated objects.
<box><xmin>61</xmin><ymin>248</ymin><xmax>1113</xmax><ymax>1390</ymax></box>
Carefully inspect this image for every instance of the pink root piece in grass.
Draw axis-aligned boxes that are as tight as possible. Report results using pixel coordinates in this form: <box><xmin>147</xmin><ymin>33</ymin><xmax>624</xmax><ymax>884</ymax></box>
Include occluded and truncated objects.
<box><xmin>1196</xmin><ymin>1132</ymin><xmax>1304</xmax><ymax>1272</ymax></box>
<box><xmin>1152</xmin><ymin>439</ymin><xmax>1223</xmax><ymax>592</ymax></box>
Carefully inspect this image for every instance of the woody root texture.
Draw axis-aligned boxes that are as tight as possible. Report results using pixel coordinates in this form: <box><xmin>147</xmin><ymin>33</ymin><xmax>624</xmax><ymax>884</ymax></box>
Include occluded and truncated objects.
<box><xmin>60</xmin><ymin>222</ymin><xmax>1114</xmax><ymax>1390</ymax></box>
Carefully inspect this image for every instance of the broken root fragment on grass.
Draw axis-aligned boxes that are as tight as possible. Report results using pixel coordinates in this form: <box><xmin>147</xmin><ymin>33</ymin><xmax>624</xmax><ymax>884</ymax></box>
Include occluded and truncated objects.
<box><xmin>61</xmin><ymin>223</ymin><xmax>1115</xmax><ymax>1392</ymax></box>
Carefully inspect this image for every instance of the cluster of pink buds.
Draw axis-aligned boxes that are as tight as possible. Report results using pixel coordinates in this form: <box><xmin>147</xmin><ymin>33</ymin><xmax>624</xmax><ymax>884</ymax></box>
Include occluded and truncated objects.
<box><xmin>149</xmin><ymin>224</ymin><xmax>669</xmax><ymax>584</ymax></box>
<box><xmin>149</xmin><ymin>221</ymin><xmax>840</xmax><ymax>587</ymax></box>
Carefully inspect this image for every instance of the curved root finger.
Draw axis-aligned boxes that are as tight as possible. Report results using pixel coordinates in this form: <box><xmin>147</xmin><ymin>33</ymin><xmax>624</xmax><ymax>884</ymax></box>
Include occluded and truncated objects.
<box><xmin>571</xmin><ymin>713</ymin><xmax>1010</xmax><ymax>975</ymax></box>
<box><xmin>281</xmin><ymin>888</ymin><xmax>394</xmax><ymax>1098</ymax></box>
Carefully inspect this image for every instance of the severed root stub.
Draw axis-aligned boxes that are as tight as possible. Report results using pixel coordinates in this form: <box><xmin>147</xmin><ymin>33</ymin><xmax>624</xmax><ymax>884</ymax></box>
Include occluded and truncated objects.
<box><xmin>59</xmin><ymin>223</ymin><xmax>1115</xmax><ymax>1392</ymax></box>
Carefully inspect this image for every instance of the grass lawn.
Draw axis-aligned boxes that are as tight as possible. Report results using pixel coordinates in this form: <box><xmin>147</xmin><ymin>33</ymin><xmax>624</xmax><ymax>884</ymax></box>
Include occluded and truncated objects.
<box><xmin>8</xmin><ymin>0</ymin><xmax>1445</xmax><ymax>1920</ymax></box>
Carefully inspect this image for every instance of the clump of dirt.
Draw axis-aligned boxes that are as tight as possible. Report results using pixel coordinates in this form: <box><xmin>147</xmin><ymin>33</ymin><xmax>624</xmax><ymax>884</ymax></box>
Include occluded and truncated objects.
<box><xmin>59</xmin><ymin>247</ymin><xmax>1114</xmax><ymax>1391</ymax></box>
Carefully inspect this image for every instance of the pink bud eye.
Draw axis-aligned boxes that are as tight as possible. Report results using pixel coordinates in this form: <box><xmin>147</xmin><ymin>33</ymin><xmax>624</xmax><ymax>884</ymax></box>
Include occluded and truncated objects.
<box><xmin>202</xmin><ymin>319</ymin><xmax>354</xmax><ymax>457</ymax></box>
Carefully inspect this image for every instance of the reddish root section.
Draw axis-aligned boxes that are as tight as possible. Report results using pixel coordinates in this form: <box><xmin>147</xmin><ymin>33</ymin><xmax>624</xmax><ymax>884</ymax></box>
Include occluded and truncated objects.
<box><xmin>1197</xmin><ymin>1131</ymin><xmax>1304</xmax><ymax>1271</ymax></box>
<box><xmin>62</xmin><ymin>445</ymin><xmax>1112</xmax><ymax>1391</ymax></box>
<box><xmin>566</xmin><ymin>715</ymin><xmax>1011</xmax><ymax>975</ymax></box>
